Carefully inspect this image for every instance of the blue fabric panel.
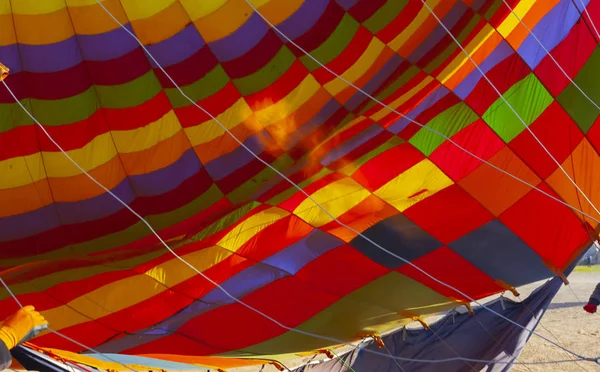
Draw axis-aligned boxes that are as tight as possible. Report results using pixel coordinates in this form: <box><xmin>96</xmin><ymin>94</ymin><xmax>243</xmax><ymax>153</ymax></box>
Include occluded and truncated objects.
<box><xmin>299</xmin><ymin>276</ymin><xmax>564</xmax><ymax>372</ymax></box>
<box><xmin>350</xmin><ymin>214</ymin><xmax>442</xmax><ymax>269</ymax></box>
<box><xmin>449</xmin><ymin>220</ymin><xmax>553</xmax><ymax>287</ymax></box>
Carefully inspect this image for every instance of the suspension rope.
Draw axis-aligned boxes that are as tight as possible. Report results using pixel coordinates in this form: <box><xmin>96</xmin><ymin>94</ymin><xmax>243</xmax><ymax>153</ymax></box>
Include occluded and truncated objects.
<box><xmin>0</xmin><ymin>277</ymin><xmax>137</xmax><ymax>372</ymax></box>
<box><xmin>242</xmin><ymin>0</ymin><xmax>600</xmax><ymax>361</ymax></box>
<box><xmin>576</xmin><ymin>0</ymin><xmax>600</xmax><ymax>41</ymax></box>
<box><xmin>419</xmin><ymin>0</ymin><xmax>600</xmax><ymax>232</ymax></box>
<box><xmin>0</xmin><ymin>0</ymin><xmax>592</xmax><ymax>367</ymax></box>
<box><xmin>501</xmin><ymin>0</ymin><xmax>599</xmax><ymax>111</ymax></box>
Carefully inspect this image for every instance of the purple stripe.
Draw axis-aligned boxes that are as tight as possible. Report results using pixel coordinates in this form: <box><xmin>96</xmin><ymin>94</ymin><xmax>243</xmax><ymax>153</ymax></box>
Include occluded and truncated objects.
<box><xmin>321</xmin><ymin>124</ymin><xmax>384</xmax><ymax>165</ymax></box>
<box><xmin>208</xmin><ymin>13</ymin><xmax>268</xmax><ymax>62</ymax></box>
<box><xmin>388</xmin><ymin>86</ymin><xmax>450</xmax><ymax>134</ymax></box>
<box><xmin>345</xmin><ymin>54</ymin><xmax>404</xmax><ymax>111</ymax></box>
<box><xmin>454</xmin><ymin>40</ymin><xmax>514</xmax><ymax>100</ymax></box>
<box><xmin>263</xmin><ymin>229</ymin><xmax>343</xmax><ymax>274</ymax></box>
<box><xmin>129</xmin><ymin>148</ymin><xmax>202</xmax><ymax>197</ymax></box>
<box><xmin>19</xmin><ymin>38</ymin><xmax>82</xmax><ymax>73</ymax></box>
<box><xmin>57</xmin><ymin>179</ymin><xmax>135</xmax><ymax>225</ymax></box>
<box><xmin>0</xmin><ymin>45</ymin><xmax>22</xmax><ymax>73</ymax></box>
<box><xmin>517</xmin><ymin>0</ymin><xmax>588</xmax><ymax>69</ymax></box>
<box><xmin>0</xmin><ymin>148</ymin><xmax>202</xmax><ymax>240</ymax></box>
<box><xmin>407</xmin><ymin>2</ymin><xmax>467</xmax><ymax>64</ymax></box>
<box><xmin>97</xmin><ymin>262</ymin><xmax>290</xmax><ymax>352</ymax></box>
<box><xmin>204</xmin><ymin>134</ymin><xmax>265</xmax><ymax>180</ymax></box>
<box><xmin>205</xmin><ymin>98</ymin><xmax>339</xmax><ymax>183</ymax></box>
<box><xmin>0</xmin><ymin>206</ymin><xmax>60</xmax><ymax>242</ymax></box>
<box><xmin>471</xmin><ymin>0</ymin><xmax>487</xmax><ymax>11</ymax></box>
<box><xmin>335</xmin><ymin>0</ymin><xmax>360</xmax><ymax>11</ymax></box>
<box><xmin>95</xmin><ymin>230</ymin><xmax>343</xmax><ymax>352</ymax></box>
<box><xmin>287</xmin><ymin>98</ymin><xmax>341</xmax><ymax>149</ymax></box>
<box><xmin>77</xmin><ymin>24</ymin><xmax>138</xmax><ymax>62</ymax></box>
<box><xmin>277</xmin><ymin>0</ymin><xmax>330</xmax><ymax>40</ymax></box>
<box><xmin>146</xmin><ymin>23</ymin><xmax>205</xmax><ymax>68</ymax></box>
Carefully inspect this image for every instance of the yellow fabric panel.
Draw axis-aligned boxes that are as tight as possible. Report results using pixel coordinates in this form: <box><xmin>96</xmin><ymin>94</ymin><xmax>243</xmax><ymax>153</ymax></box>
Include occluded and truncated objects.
<box><xmin>504</xmin><ymin>0</ymin><xmax>559</xmax><ymax>50</ymax></box>
<box><xmin>369</xmin><ymin>76</ymin><xmax>434</xmax><ymax>123</ymax></box>
<box><xmin>42</xmin><ymin>246</ymin><xmax>233</xmax><ymax>331</ymax></box>
<box><xmin>546</xmin><ymin>139</ymin><xmax>600</xmax><ymax>228</ymax></box>
<box><xmin>41</xmin><ymin>134</ymin><xmax>117</xmax><ymax>178</ymax></box>
<box><xmin>388</xmin><ymin>0</ymin><xmax>441</xmax><ymax>53</ymax></box>
<box><xmin>184</xmin><ymin>97</ymin><xmax>253</xmax><ymax>146</ymax></box>
<box><xmin>254</xmin><ymin>75</ymin><xmax>322</xmax><ymax>127</ymax></box>
<box><xmin>0</xmin><ymin>132</ymin><xmax>120</xmax><ymax>189</ymax></box>
<box><xmin>443</xmin><ymin>32</ymin><xmax>503</xmax><ymax>91</ymax></box>
<box><xmin>374</xmin><ymin>159</ymin><xmax>454</xmax><ymax>212</ymax></box>
<box><xmin>256</xmin><ymin>0</ymin><xmax>303</xmax><ymax>27</ymax></box>
<box><xmin>119</xmin><ymin>0</ymin><xmax>176</xmax><ymax>21</ymax></box>
<box><xmin>178</xmin><ymin>0</ymin><xmax>227</xmax><ymax>20</ymax></box>
<box><xmin>69</xmin><ymin>0</ymin><xmax>129</xmax><ymax>35</ymax></box>
<box><xmin>128</xmin><ymin>1</ymin><xmax>189</xmax><ymax>45</ymax></box>
<box><xmin>48</xmin><ymin>156</ymin><xmax>126</xmax><ymax>202</ymax></box>
<box><xmin>496</xmin><ymin>0</ymin><xmax>536</xmax><ymax>39</ymax></box>
<box><xmin>0</xmin><ymin>154</ymin><xmax>45</xmax><ymax>189</ymax></box>
<box><xmin>324</xmin><ymin>38</ymin><xmax>386</xmax><ymax>97</ymax></box>
<box><xmin>293</xmin><ymin>178</ymin><xmax>371</xmax><ymax>227</ymax></box>
<box><xmin>193</xmin><ymin>0</ymin><xmax>252</xmax><ymax>42</ymax></box>
<box><xmin>5</xmin><ymin>0</ymin><xmax>64</xmax><ymax>15</ymax></box>
<box><xmin>217</xmin><ymin>207</ymin><xmax>289</xmax><ymax>251</ymax></box>
<box><xmin>40</xmin><ymin>348</ymin><xmax>157</xmax><ymax>372</ymax></box>
<box><xmin>111</xmin><ymin>110</ymin><xmax>182</xmax><ymax>154</ymax></box>
<box><xmin>438</xmin><ymin>23</ymin><xmax>496</xmax><ymax>85</ymax></box>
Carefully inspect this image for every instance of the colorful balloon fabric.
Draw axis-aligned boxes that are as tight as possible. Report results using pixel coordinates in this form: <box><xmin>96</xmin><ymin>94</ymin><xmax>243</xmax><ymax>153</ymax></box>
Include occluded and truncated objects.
<box><xmin>0</xmin><ymin>0</ymin><xmax>599</xmax><ymax>367</ymax></box>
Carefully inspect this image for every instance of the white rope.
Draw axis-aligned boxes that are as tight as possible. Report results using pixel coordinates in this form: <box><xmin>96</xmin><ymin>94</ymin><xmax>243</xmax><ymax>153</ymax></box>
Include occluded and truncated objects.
<box><xmin>236</xmin><ymin>3</ymin><xmax>600</xmax><ymax>224</ymax></box>
<box><xmin>0</xmin><ymin>0</ymin><xmax>594</xmax><ymax>366</ymax></box>
<box><xmin>577</xmin><ymin>0</ymin><xmax>600</xmax><ymax>41</ymax></box>
<box><xmin>420</xmin><ymin>0</ymin><xmax>600</xmax><ymax>222</ymax></box>
<box><xmin>0</xmin><ymin>80</ymin><xmax>592</xmax><ymax>370</ymax></box>
<box><xmin>241</xmin><ymin>0</ymin><xmax>599</xmax><ymax>360</ymax></box>
<box><xmin>0</xmin><ymin>277</ymin><xmax>137</xmax><ymax>372</ymax></box>
<box><xmin>501</xmin><ymin>0</ymin><xmax>599</xmax><ymax>111</ymax></box>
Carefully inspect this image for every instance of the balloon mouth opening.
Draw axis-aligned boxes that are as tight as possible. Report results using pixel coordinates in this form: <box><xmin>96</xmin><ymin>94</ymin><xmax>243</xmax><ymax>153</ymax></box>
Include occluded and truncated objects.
<box><xmin>0</xmin><ymin>63</ymin><xmax>8</xmax><ymax>82</ymax></box>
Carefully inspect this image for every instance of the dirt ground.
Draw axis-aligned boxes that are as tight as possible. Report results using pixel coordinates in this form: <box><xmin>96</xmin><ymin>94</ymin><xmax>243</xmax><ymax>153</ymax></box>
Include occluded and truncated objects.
<box><xmin>509</xmin><ymin>270</ymin><xmax>600</xmax><ymax>372</ymax></box>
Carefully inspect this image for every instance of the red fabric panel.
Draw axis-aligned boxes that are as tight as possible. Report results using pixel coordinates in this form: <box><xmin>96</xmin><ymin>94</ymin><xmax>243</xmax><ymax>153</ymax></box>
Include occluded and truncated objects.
<box><xmin>403</xmin><ymin>184</ymin><xmax>495</xmax><ymax>244</ymax></box>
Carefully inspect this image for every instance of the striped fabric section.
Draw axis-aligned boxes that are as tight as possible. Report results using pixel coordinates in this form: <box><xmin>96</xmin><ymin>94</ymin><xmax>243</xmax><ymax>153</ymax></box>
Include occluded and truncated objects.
<box><xmin>0</xmin><ymin>0</ymin><xmax>598</xmax><ymax>368</ymax></box>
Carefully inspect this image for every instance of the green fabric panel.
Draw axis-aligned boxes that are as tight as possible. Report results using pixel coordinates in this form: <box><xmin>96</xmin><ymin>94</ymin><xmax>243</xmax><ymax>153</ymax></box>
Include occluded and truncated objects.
<box><xmin>12</xmin><ymin>88</ymin><xmax>98</xmax><ymax>127</ymax></box>
<box><xmin>266</xmin><ymin>167</ymin><xmax>333</xmax><ymax>206</ymax></box>
<box><xmin>409</xmin><ymin>102</ymin><xmax>479</xmax><ymax>156</ymax></box>
<box><xmin>0</xmin><ymin>101</ymin><xmax>34</xmax><ymax>132</ymax></box>
<box><xmin>233</xmin><ymin>46</ymin><xmax>295</xmax><ymax>96</ymax></box>
<box><xmin>3</xmin><ymin>249</ymin><xmax>165</xmax><ymax>299</ymax></box>
<box><xmin>484</xmin><ymin>0</ymin><xmax>503</xmax><ymax>21</ymax></box>
<box><xmin>227</xmin><ymin>155</ymin><xmax>294</xmax><ymax>204</ymax></box>
<box><xmin>483</xmin><ymin>73</ymin><xmax>554</xmax><ymax>143</ymax></box>
<box><xmin>165</xmin><ymin>65</ymin><xmax>230</xmax><ymax>108</ymax></box>
<box><xmin>363</xmin><ymin>0</ymin><xmax>408</xmax><ymax>34</ymax></box>
<box><xmin>423</xmin><ymin>15</ymin><xmax>480</xmax><ymax>75</ymax></box>
<box><xmin>300</xmin><ymin>13</ymin><xmax>360</xmax><ymax>72</ymax></box>
<box><xmin>188</xmin><ymin>201</ymin><xmax>261</xmax><ymax>243</ymax></box>
<box><xmin>557</xmin><ymin>48</ymin><xmax>600</xmax><ymax>133</ymax></box>
<box><xmin>342</xmin><ymin>136</ymin><xmax>404</xmax><ymax>176</ymax></box>
<box><xmin>358</xmin><ymin>65</ymin><xmax>421</xmax><ymax>116</ymax></box>
<box><xmin>230</xmin><ymin>272</ymin><xmax>453</xmax><ymax>357</ymax></box>
<box><xmin>96</xmin><ymin>71</ymin><xmax>161</xmax><ymax>109</ymax></box>
<box><xmin>7</xmin><ymin>183</ymin><xmax>225</xmax><ymax>266</ymax></box>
